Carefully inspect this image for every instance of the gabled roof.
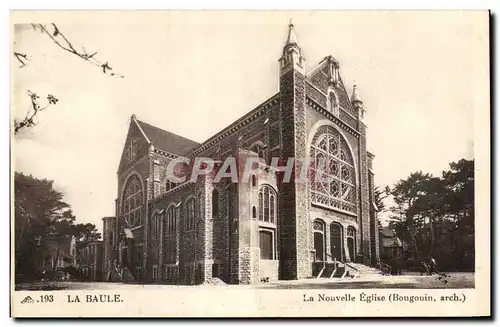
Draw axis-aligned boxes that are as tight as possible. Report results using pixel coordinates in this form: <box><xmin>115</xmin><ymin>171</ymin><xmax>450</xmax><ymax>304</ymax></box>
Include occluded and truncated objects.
<box><xmin>135</xmin><ymin>118</ymin><xmax>199</xmax><ymax>156</ymax></box>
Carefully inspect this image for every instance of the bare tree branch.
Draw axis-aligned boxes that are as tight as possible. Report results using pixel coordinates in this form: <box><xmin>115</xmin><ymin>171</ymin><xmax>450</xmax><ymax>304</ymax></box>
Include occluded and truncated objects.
<box><xmin>14</xmin><ymin>91</ymin><xmax>59</xmax><ymax>134</ymax></box>
<box><xmin>16</xmin><ymin>23</ymin><xmax>124</xmax><ymax>78</ymax></box>
<box><xmin>14</xmin><ymin>52</ymin><xmax>29</xmax><ymax>68</ymax></box>
<box><xmin>13</xmin><ymin>23</ymin><xmax>123</xmax><ymax>134</ymax></box>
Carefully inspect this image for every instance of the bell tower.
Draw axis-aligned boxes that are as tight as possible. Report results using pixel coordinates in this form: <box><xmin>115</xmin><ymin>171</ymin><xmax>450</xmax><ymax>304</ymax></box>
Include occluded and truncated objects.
<box><xmin>278</xmin><ymin>20</ymin><xmax>311</xmax><ymax>280</ymax></box>
<box><xmin>279</xmin><ymin>20</ymin><xmax>306</xmax><ymax>76</ymax></box>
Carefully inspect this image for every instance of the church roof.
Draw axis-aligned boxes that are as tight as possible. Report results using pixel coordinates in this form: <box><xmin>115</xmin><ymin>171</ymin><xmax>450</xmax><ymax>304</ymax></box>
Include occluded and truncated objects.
<box><xmin>135</xmin><ymin>119</ymin><xmax>199</xmax><ymax>156</ymax></box>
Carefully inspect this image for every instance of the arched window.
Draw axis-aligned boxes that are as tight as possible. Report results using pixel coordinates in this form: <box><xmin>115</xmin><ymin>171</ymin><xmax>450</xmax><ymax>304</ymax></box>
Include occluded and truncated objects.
<box><xmin>347</xmin><ymin>226</ymin><xmax>356</xmax><ymax>262</ymax></box>
<box><xmin>310</xmin><ymin>126</ymin><xmax>356</xmax><ymax>213</ymax></box>
<box><xmin>212</xmin><ymin>189</ymin><xmax>219</xmax><ymax>219</ymax></box>
<box><xmin>251</xmin><ymin>175</ymin><xmax>257</xmax><ymax>188</ymax></box>
<box><xmin>166</xmin><ymin>180</ymin><xmax>177</xmax><ymax>192</ymax></box>
<box><xmin>151</xmin><ymin>212</ymin><xmax>159</xmax><ymax>239</ymax></box>
<box><xmin>258</xmin><ymin>185</ymin><xmax>278</xmax><ymax>260</ymax></box>
<box><xmin>258</xmin><ymin>185</ymin><xmax>276</xmax><ymax>224</ymax></box>
<box><xmin>251</xmin><ymin>144</ymin><xmax>265</xmax><ymax>159</ymax></box>
<box><xmin>327</xmin><ymin>89</ymin><xmax>339</xmax><ymax>116</ymax></box>
<box><xmin>185</xmin><ymin>198</ymin><xmax>195</xmax><ymax>231</ymax></box>
<box><xmin>252</xmin><ymin>206</ymin><xmax>257</xmax><ymax>219</ymax></box>
<box><xmin>122</xmin><ymin>175</ymin><xmax>143</xmax><ymax>227</ymax></box>
<box><xmin>330</xmin><ymin>223</ymin><xmax>343</xmax><ymax>261</ymax></box>
<box><xmin>313</xmin><ymin>219</ymin><xmax>325</xmax><ymax>262</ymax></box>
<box><xmin>165</xmin><ymin>206</ymin><xmax>176</xmax><ymax>236</ymax></box>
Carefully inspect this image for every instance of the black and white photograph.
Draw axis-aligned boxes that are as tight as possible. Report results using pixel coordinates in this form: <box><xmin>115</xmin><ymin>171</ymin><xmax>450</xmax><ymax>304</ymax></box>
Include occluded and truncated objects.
<box><xmin>10</xmin><ymin>10</ymin><xmax>489</xmax><ymax>317</ymax></box>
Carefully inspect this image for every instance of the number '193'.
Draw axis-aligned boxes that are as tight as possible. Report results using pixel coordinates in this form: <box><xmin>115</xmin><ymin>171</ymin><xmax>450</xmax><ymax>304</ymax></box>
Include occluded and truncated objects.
<box><xmin>40</xmin><ymin>295</ymin><xmax>54</xmax><ymax>302</ymax></box>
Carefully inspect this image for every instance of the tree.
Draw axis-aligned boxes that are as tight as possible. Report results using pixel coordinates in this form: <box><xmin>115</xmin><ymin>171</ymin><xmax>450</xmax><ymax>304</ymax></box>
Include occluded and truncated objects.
<box><xmin>15</xmin><ymin>172</ymin><xmax>74</xmax><ymax>275</ymax></box>
<box><xmin>389</xmin><ymin>171</ymin><xmax>434</xmax><ymax>258</ymax></box>
<box><xmin>15</xmin><ymin>172</ymin><xmax>102</xmax><ymax>280</ymax></box>
<box><xmin>386</xmin><ymin>159</ymin><xmax>475</xmax><ymax>271</ymax></box>
<box><xmin>374</xmin><ymin>186</ymin><xmax>390</xmax><ymax>213</ymax></box>
<box><xmin>13</xmin><ymin>23</ymin><xmax>123</xmax><ymax>135</ymax></box>
<box><xmin>73</xmin><ymin>223</ymin><xmax>102</xmax><ymax>245</ymax></box>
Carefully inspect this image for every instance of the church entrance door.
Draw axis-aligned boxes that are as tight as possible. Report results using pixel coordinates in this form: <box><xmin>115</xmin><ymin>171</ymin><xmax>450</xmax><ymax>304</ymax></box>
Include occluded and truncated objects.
<box><xmin>330</xmin><ymin>223</ymin><xmax>343</xmax><ymax>261</ymax></box>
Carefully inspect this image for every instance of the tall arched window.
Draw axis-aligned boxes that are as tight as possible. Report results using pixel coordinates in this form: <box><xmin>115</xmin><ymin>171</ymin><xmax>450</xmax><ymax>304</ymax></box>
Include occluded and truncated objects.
<box><xmin>258</xmin><ymin>185</ymin><xmax>278</xmax><ymax>260</ymax></box>
<box><xmin>165</xmin><ymin>206</ymin><xmax>176</xmax><ymax>236</ymax></box>
<box><xmin>185</xmin><ymin>198</ymin><xmax>195</xmax><ymax>231</ymax></box>
<box><xmin>310</xmin><ymin>125</ymin><xmax>356</xmax><ymax>213</ymax></box>
<box><xmin>251</xmin><ymin>144</ymin><xmax>265</xmax><ymax>159</ymax></box>
<box><xmin>313</xmin><ymin>219</ymin><xmax>325</xmax><ymax>262</ymax></box>
<box><xmin>151</xmin><ymin>212</ymin><xmax>159</xmax><ymax>239</ymax></box>
<box><xmin>347</xmin><ymin>226</ymin><xmax>356</xmax><ymax>262</ymax></box>
<box><xmin>164</xmin><ymin>206</ymin><xmax>177</xmax><ymax>265</ymax></box>
<box><xmin>212</xmin><ymin>189</ymin><xmax>219</xmax><ymax>219</ymax></box>
<box><xmin>330</xmin><ymin>223</ymin><xmax>343</xmax><ymax>261</ymax></box>
<box><xmin>122</xmin><ymin>175</ymin><xmax>143</xmax><ymax>227</ymax></box>
<box><xmin>259</xmin><ymin>185</ymin><xmax>276</xmax><ymax>224</ymax></box>
<box><xmin>328</xmin><ymin>90</ymin><xmax>339</xmax><ymax>116</ymax></box>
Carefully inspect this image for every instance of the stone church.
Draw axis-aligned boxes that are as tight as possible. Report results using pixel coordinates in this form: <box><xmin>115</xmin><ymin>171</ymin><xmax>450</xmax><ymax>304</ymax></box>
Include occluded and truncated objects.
<box><xmin>102</xmin><ymin>22</ymin><xmax>380</xmax><ymax>285</ymax></box>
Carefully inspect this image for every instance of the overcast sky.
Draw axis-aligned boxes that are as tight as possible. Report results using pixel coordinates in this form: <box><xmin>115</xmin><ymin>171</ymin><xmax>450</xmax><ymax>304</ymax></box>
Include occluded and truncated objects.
<box><xmin>13</xmin><ymin>11</ymin><xmax>486</xmax><ymax>231</ymax></box>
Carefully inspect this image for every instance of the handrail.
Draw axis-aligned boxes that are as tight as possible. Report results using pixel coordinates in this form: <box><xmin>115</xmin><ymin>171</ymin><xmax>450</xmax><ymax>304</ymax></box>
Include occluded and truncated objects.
<box><xmin>329</xmin><ymin>257</ymin><xmax>337</xmax><ymax>278</ymax></box>
<box><xmin>345</xmin><ymin>262</ymin><xmax>359</xmax><ymax>278</ymax></box>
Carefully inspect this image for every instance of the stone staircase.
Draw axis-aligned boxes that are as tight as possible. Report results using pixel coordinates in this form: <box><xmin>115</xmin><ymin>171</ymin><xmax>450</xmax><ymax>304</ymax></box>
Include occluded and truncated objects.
<box><xmin>346</xmin><ymin>262</ymin><xmax>384</xmax><ymax>277</ymax></box>
<box><xmin>314</xmin><ymin>261</ymin><xmax>383</xmax><ymax>279</ymax></box>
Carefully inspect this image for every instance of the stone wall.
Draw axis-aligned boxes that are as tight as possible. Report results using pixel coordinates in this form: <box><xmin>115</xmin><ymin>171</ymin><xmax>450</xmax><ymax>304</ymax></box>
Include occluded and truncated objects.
<box><xmin>278</xmin><ymin>67</ymin><xmax>311</xmax><ymax>280</ymax></box>
<box><xmin>358</xmin><ymin>123</ymin><xmax>371</xmax><ymax>264</ymax></box>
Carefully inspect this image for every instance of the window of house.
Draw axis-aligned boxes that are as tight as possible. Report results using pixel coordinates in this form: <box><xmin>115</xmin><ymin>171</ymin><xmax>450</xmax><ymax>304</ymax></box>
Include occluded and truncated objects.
<box><xmin>122</xmin><ymin>175</ymin><xmax>143</xmax><ymax>227</ymax></box>
<box><xmin>252</xmin><ymin>206</ymin><xmax>257</xmax><ymax>219</ymax></box>
<box><xmin>310</xmin><ymin>125</ymin><xmax>356</xmax><ymax>213</ymax></box>
<box><xmin>185</xmin><ymin>198</ymin><xmax>195</xmax><ymax>231</ymax></box>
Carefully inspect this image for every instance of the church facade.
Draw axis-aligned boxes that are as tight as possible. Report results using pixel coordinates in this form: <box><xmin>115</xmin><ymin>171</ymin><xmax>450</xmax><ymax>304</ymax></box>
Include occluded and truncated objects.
<box><xmin>102</xmin><ymin>22</ymin><xmax>380</xmax><ymax>285</ymax></box>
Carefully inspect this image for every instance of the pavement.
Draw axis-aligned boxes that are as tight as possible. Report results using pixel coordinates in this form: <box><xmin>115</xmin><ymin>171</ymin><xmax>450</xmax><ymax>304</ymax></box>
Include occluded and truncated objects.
<box><xmin>15</xmin><ymin>272</ymin><xmax>474</xmax><ymax>290</ymax></box>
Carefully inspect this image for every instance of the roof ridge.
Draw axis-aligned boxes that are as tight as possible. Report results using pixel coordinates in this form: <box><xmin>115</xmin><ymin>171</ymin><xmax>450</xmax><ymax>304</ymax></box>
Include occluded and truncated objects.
<box><xmin>134</xmin><ymin>117</ymin><xmax>199</xmax><ymax>156</ymax></box>
<box><xmin>136</xmin><ymin>118</ymin><xmax>198</xmax><ymax>143</ymax></box>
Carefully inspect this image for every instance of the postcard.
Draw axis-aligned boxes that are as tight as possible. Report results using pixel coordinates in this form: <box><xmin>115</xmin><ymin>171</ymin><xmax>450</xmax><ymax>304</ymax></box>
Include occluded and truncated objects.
<box><xmin>10</xmin><ymin>10</ymin><xmax>490</xmax><ymax>317</ymax></box>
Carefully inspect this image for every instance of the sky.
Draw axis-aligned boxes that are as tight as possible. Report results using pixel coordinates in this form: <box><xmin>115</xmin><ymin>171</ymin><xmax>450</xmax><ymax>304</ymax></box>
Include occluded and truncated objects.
<box><xmin>12</xmin><ymin>11</ymin><xmax>486</xmax><ymax>231</ymax></box>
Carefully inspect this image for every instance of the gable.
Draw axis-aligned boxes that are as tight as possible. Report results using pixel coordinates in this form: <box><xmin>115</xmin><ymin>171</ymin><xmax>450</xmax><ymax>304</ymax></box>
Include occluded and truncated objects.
<box><xmin>117</xmin><ymin>119</ymin><xmax>151</xmax><ymax>173</ymax></box>
<box><xmin>307</xmin><ymin>60</ymin><xmax>357</xmax><ymax>117</ymax></box>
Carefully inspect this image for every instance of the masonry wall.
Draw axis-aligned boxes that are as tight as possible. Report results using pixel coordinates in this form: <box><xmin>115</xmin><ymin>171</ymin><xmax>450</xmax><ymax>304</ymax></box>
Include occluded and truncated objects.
<box><xmin>278</xmin><ymin>67</ymin><xmax>311</xmax><ymax>280</ymax></box>
<box><xmin>305</xmin><ymin>63</ymin><xmax>373</xmax><ymax>265</ymax></box>
<box><xmin>102</xmin><ymin>217</ymin><xmax>116</xmax><ymax>280</ymax></box>
<box><xmin>358</xmin><ymin>123</ymin><xmax>371</xmax><ymax>264</ymax></box>
<box><xmin>115</xmin><ymin>120</ymin><xmax>153</xmax><ymax>279</ymax></box>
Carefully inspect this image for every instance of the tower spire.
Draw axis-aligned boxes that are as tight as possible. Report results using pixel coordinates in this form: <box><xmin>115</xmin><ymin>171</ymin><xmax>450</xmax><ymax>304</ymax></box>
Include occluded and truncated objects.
<box><xmin>280</xmin><ymin>19</ymin><xmax>305</xmax><ymax>75</ymax></box>
<box><xmin>351</xmin><ymin>84</ymin><xmax>366</xmax><ymax>120</ymax></box>
<box><xmin>286</xmin><ymin>18</ymin><xmax>299</xmax><ymax>46</ymax></box>
<box><xmin>351</xmin><ymin>84</ymin><xmax>363</xmax><ymax>104</ymax></box>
